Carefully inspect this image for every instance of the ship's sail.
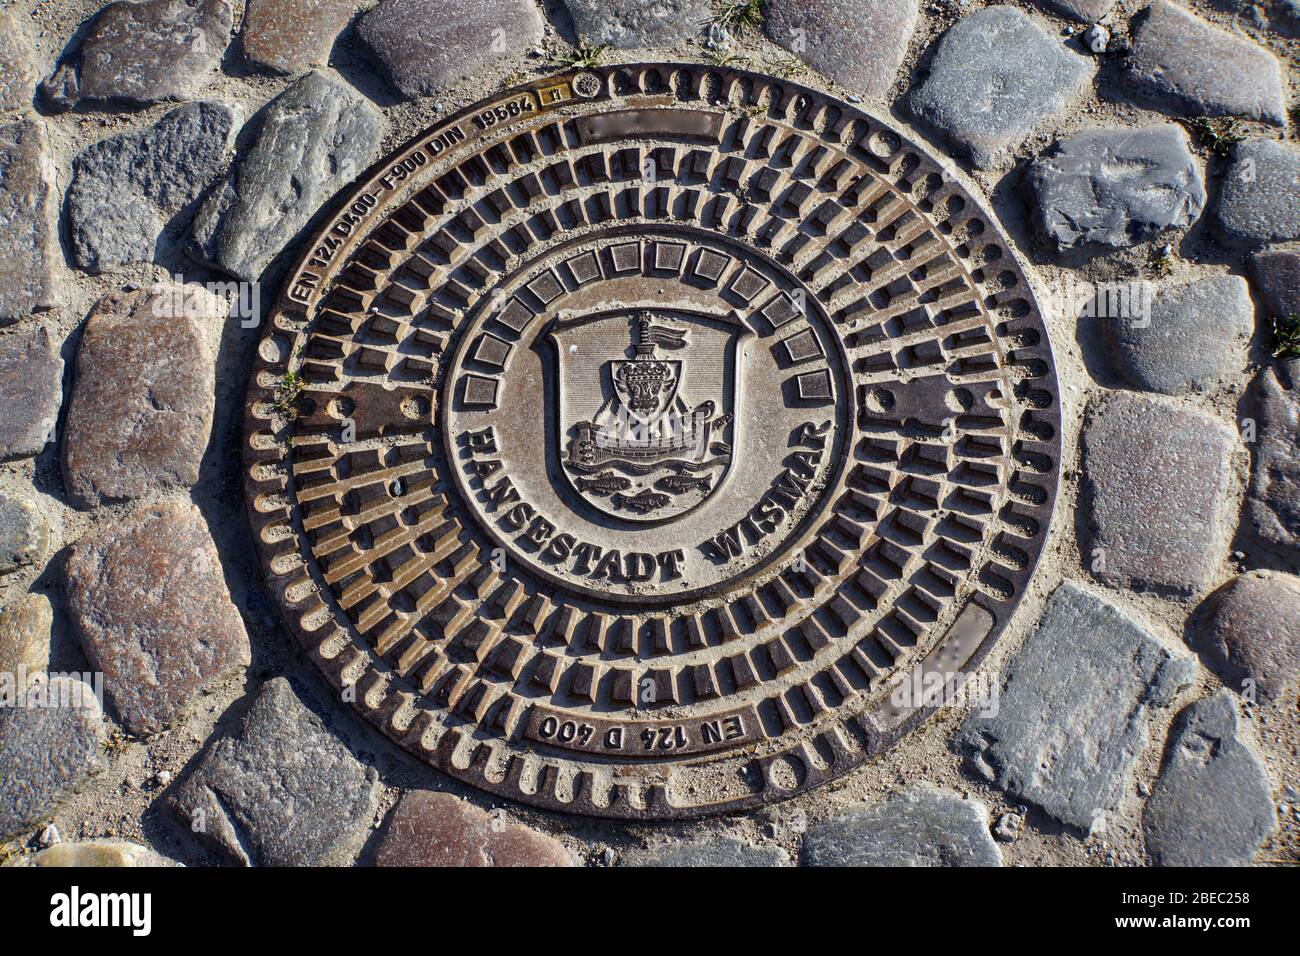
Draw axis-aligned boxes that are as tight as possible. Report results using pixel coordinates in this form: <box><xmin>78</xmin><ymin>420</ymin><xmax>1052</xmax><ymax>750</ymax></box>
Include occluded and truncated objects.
<box><xmin>585</xmin><ymin>401</ymin><xmax>714</xmax><ymax>463</ymax></box>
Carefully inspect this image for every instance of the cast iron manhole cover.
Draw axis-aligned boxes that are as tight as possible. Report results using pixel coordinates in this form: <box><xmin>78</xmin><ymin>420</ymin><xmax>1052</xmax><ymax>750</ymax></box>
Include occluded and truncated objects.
<box><xmin>245</xmin><ymin>64</ymin><xmax>1061</xmax><ymax>818</ymax></box>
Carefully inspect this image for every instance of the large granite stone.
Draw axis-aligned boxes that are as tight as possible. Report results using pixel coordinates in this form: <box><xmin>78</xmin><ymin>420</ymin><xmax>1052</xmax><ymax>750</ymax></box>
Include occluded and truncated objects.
<box><xmin>1036</xmin><ymin>0</ymin><xmax>1114</xmax><ymax>21</ymax></box>
<box><xmin>63</xmin><ymin>285</ymin><xmax>223</xmax><ymax>508</ymax></box>
<box><xmin>0</xmin><ymin>119</ymin><xmax>57</xmax><ymax>322</ymax></box>
<box><xmin>169</xmin><ymin>677</ymin><xmax>377</xmax><ymax>866</ymax></box>
<box><xmin>1247</xmin><ymin>362</ymin><xmax>1300</xmax><ymax>549</ymax></box>
<box><xmin>1026</xmin><ymin>125</ymin><xmax>1205</xmax><ymax>252</ymax></box>
<box><xmin>372</xmin><ymin>790</ymin><xmax>574</xmax><ymax>866</ymax></box>
<box><xmin>68</xmin><ymin>102</ymin><xmax>239</xmax><ymax>274</ymax></box>
<box><xmin>42</xmin><ymin>0</ymin><xmax>233</xmax><ymax>111</ymax></box>
<box><xmin>627</xmin><ymin>836</ymin><xmax>789</xmax><ymax>867</ymax></box>
<box><xmin>0</xmin><ymin>9</ymin><xmax>38</xmax><ymax>114</ymax></box>
<box><xmin>1106</xmin><ymin>275</ymin><xmax>1253</xmax><ymax>395</ymax></box>
<box><xmin>1213</xmin><ymin>140</ymin><xmax>1300</xmax><ymax>247</ymax></box>
<box><xmin>1193</xmin><ymin>571</ymin><xmax>1300</xmax><ymax>704</ymax></box>
<box><xmin>906</xmin><ymin>7</ymin><xmax>1093</xmax><ymax>168</ymax></box>
<box><xmin>241</xmin><ymin>0</ymin><xmax>355</xmax><ymax>73</ymax></box>
<box><xmin>0</xmin><ymin>493</ymin><xmax>49</xmax><ymax>575</ymax></box>
<box><xmin>1127</xmin><ymin>1</ymin><xmax>1286</xmax><ymax>125</ymax></box>
<box><xmin>63</xmin><ymin>500</ymin><xmax>250</xmax><ymax>736</ymax></box>
<box><xmin>1249</xmin><ymin>249</ymin><xmax>1300</xmax><ymax>323</ymax></box>
<box><xmin>356</xmin><ymin>0</ymin><xmax>544</xmax><ymax>101</ymax></box>
<box><xmin>1082</xmin><ymin>391</ymin><xmax>1235</xmax><ymax>597</ymax></box>
<box><xmin>560</xmin><ymin>0</ymin><xmax>709</xmax><ymax>48</ymax></box>
<box><xmin>1144</xmin><ymin>691</ymin><xmax>1276</xmax><ymax>866</ymax></box>
<box><xmin>765</xmin><ymin>0</ymin><xmax>919</xmax><ymax>100</ymax></box>
<box><xmin>802</xmin><ymin>787</ymin><xmax>1001</xmax><ymax>866</ymax></box>
<box><xmin>0</xmin><ymin>593</ymin><xmax>53</xmax><ymax>680</ymax></box>
<box><xmin>0</xmin><ymin>677</ymin><xmax>107</xmax><ymax>841</ymax></box>
<box><xmin>188</xmin><ymin>71</ymin><xmax>381</xmax><ymax>281</ymax></box>
<box><xmin>957</xmin><ymin>582</ymin><xmax>1193</xmax><ymax>830</ymax></box>
<box><xmin>24</xmin><ymin>839</ymin><xmax>176</xmax><ymax>867</ymax></box>
<box><xmin>0</xmin><ymin>325</ymin><xmax>62</xmax><ymax>460</ymax></box>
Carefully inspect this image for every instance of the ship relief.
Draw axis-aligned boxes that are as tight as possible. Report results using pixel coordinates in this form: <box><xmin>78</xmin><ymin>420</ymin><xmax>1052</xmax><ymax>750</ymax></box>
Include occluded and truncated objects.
<box><xmin>549</xmin><ymin>311</ymin><xmax>743</xmax><ymax>522</ymax></box>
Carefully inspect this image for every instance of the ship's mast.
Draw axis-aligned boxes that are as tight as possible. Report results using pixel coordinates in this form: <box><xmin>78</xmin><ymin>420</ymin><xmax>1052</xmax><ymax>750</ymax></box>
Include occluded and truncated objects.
<box><xmin>632</xmin><ymin>312</ymin><xmax>656</xmax><ymax>359</ymax></box>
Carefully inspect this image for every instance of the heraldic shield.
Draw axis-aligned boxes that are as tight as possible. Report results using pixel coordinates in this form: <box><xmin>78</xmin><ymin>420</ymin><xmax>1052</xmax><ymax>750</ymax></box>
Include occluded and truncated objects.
<box><xmin>546</xmin><ymin>310</ymin><xmax>743</xmax><ymax>523</ymax></box>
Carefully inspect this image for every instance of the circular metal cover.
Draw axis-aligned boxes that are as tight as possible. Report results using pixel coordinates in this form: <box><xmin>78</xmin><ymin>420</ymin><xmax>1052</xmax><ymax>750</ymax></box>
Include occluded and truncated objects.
<box><xmin>244</xmin><ymin>64</ymin><xmax>1062</xmax><ymax>818</ymax></box>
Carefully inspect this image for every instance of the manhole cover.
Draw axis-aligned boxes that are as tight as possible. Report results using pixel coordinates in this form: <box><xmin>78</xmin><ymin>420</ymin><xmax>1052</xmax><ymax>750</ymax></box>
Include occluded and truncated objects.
<box><xmin>245</xmin><ymin>64</ymin><xmax>1062</xmax><ymax>818</ymax></box>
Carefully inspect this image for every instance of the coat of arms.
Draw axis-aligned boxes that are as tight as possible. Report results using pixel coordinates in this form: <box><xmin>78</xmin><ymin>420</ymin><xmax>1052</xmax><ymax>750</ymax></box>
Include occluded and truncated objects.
<box><xmin>546</xmin><ymin>311</ymin><xmax>743</xmax><ymax>522</ymax></box>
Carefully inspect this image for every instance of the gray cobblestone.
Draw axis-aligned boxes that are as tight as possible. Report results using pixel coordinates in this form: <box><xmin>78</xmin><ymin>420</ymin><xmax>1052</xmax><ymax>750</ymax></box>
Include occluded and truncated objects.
<box><xmin>0</xmin><ymin>324</ymin><xmax>63</xmax><ymax>459</ymax></box>
<box><xmin>1126</xmin><ymin>1</ymin><xmax>1286</xmax><ymax>125</ymax></box>
<box><xmin>42</xmin><ymin>0</ymin><xmax>233</xmax><ymax>111</ymax></box>
<box><xmin>64</xmin><ymin>500</ymin><xmax>251</xmax><ymax>735</ymax></box>
<box><xmin>1247</xmin><ymin>362</ymin><xmax>1300</xmax><ymax>550</ymax></box>
<box><xmin>68</xmin><ymin>101</ymin><xmax>239</xmax><ymax>273</ymax></box>
<box><xmin>0</xmin><ymin>593</ymin><xmax>52</xmax><ymax>680</ymax></box>
<box><xmin>0</xmin><ymin>493</ymin><xmax>49</xmax><ymax>576</ymax></box>
<box><xmin>957</xmin><ymin>582</ymin><xmax>1193</xmax><ymax>830</ymax></box>
<box><xmin>765</xmin><ymin>0</ymin><xmax>919</xmax><ymax>100</ymax></box>
<box><xmin>1214</xmin><ymin>140</ymin><xmax>1300</xmax><ymax>247</ymax></box>
<box><xmin>559</xmin><ymin>0</ymin><xmax>709</xmax><ymax>49</ymax></box>
<box><xmin>802</xmin><ymin>786</ymin><xmax>1001</xmax><ymax>866</ymax></box>
<box><xmin>169</xmin><ymin>677</ymin><xmax>378</xmax><ymax>866</ymax></box>
<box><xmin>1026</xmin><ymin>125</ymin><xmax>1204</xmax><ymax>252</ymax></box>
<box><xmin>906</xmin><ymin>7</ymin><xmax>1093</xmax><ymax>168</ymax></box>
<box><xmin>0</xmin><ymin>677</ymin><xmax>106</xmax><ymax>841</ymax></box>
<box><xmin>1144</xmin><ymin>691</ymin><xmax>1276</xmax><ymax>866</ymax></box>
<box><xmin>241</xmin><ymin>0</ymin><xmax>355</xmax><ymax>74</ymax></box>
<box><xmin>0</xmin><ymin>9</ymin><xmax>38</xmax><ymax>114</ymax></box>
<box><xmin>1106</xmin><ymin>275</ymin><xmax>1253</xmax><ymax>395</ymax></box>
<box><xmin>1082</xmin><ymin>390</ymin><xmax>1236</xmax><ymax>597</ymax></box>
<box><xmin>1249</xmin><ymin>249</ymin><xmax>1300</xmax><ymax>323</ymax></box>
<box><xmin>0</xmin><ymin>119</ymin><xmax>57</xmax><ymax>322</ymax></box>
<box><xmin>188</xmin><ymin>72</ymin><xmax>381</xmax><ymax>281</ymax></box>
<box><xmin>1036</xmin><ymin>0</ymin><xmax>1114</xmax><ymax>22</ymax></box>
<box><xmin>356</xmin><ymin>0</ymin><xmax>544</xmax><ymax>101</ymax></box>
<box><xmin>1192</xmin><ymin>571</ymin><xmax>1300</xmax><ymax>704</ymax></box>
<box><xmin>63</xmin><ymin>284</ymin><xmax>224</xmax><ymax>508</ymax></box>
<box><xmin>627</xmin><ymin>837</ymin><xmax>788</xmax><ymax>867</ymax></box>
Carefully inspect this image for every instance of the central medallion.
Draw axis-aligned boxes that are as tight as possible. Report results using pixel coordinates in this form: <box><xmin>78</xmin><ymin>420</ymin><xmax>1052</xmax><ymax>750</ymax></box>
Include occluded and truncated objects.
<box><xmin>555</xmin><ymin>310</ymin><xmax>736</xmax><ymax>523</ymax></box>
<box><xmin>443</xmin><ymin>228</ymin><xmax>850</xmax><ymax>600</ymax></box>
<box><xmin>244</xmin><ymin>64</ymin><xmax>1062</xmax><ymax>818</ymax></box>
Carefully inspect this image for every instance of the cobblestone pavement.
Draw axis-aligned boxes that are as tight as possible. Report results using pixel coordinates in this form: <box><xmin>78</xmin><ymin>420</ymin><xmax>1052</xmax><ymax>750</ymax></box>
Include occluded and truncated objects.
<box><xmin>0</xmin><ymin>0</ymin><xmax>1296</xmax><ymax>868</ymax></box>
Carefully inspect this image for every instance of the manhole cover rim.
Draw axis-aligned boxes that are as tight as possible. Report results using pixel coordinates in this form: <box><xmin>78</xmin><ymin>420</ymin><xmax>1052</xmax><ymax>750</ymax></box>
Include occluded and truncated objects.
<box><xmin>243</xmin><ymin>63</ymin><xmax>1064</xmax><ymax>820</ymax></box>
